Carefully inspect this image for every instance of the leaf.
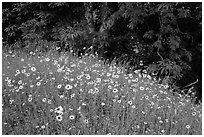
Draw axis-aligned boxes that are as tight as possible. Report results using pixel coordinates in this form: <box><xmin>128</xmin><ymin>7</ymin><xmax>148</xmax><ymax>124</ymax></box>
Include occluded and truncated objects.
<box><xmin>143</xmin><ymin>30</ymin><xmax>154</xmax><ymax>39</ymax></box>
<box><xmin>128</xmin><ymin>22</ymin><xmax>134</xmax><ymax>30</ymax></box>
<box><xmin>153</xmin><ymin>40</ymin><xmax>162</xmax><ymax>49</ymax></box>
<box><xmin>183</xmin><ymin>49</ymin><xmax>192</xmax><ymax>62</ymax></box>
<box><xmin>169</xmin><ymin>36</ymin><xmax>180</xmax><ymax>50</ymax></box>
<box><xmin>170</xmin><ymin>52</ymin><xmax>181</xmax><ymax>60</ymax></box>
<box><xmin>177</xmin><ymin>8</ymin><xmax>190</xmax><ymax>18</ymax></box>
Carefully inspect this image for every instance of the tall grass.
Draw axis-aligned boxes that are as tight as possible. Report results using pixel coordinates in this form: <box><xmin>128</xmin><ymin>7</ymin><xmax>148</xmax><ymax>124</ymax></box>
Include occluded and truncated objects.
<box><xmin>2</xmin><ymin>50</ymin><xmax>202</xmax><ymax>135</ymax></box>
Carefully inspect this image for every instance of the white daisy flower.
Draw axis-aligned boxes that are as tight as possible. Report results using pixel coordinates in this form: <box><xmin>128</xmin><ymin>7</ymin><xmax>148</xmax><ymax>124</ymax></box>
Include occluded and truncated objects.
<box><xmin>69</xmin><ymin>115</ymin><xmax>75</xmax><ymax>120</ymax></box>
<box><xmin>31</xmin><ymin>67</ymin><xmax>36</xmax><ymax>72</ymax></box>
<box><xmin>42</xmin><ymin>98</ymin><xmax>47</xmax><ymax>102</ymax></box>
<box><xmin>56</xmin><ymin>115</ymin><xmax>63</xmax><ymax>122</ymax></box>
<box><xmin>65</xmin><ymin>84</ymin><xmax>73</xmax><ymax>90</ymax></box>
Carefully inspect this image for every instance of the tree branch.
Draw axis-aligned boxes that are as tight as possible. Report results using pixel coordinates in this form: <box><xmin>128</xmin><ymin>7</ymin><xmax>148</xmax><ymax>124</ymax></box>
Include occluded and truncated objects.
<box><xmin>182</xmin><ymin>79</ymin><xmax>198</xmax><ymax>89</ymax></box>
<box><xmin>157</xmin><ymin>46</ymin><xmax>163</xmax><ymax>61</ymax></box>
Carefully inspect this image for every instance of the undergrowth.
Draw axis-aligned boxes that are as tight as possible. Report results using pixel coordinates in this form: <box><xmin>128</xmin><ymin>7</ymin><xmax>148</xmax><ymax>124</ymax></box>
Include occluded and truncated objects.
<box><xmin>2</xmin><ymin>50</ymin><xmax>202</xmax><ymax>135</ymax></box>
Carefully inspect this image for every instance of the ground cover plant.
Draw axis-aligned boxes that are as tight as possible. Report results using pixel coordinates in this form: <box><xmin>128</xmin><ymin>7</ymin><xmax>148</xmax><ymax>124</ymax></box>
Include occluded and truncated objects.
<box><xmin>2</xmin><ymin>49</ymin><xmax>202</xmax><ymax>135</ymax></box>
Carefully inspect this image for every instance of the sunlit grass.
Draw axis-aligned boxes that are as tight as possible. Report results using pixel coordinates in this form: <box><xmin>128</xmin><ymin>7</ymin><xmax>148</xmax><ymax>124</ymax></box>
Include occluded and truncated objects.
<box><xmin>2</xmin><ymin>49</ymin><xmax>202</xmax><ymax>135</ymax></box>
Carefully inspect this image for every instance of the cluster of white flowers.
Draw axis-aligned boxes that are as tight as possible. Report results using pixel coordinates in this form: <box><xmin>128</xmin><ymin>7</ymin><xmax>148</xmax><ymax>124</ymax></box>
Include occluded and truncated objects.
<box><xmin>55</xmin><ymin>106</ymin><xmax>64</xmax><ymax>122</ymax></box>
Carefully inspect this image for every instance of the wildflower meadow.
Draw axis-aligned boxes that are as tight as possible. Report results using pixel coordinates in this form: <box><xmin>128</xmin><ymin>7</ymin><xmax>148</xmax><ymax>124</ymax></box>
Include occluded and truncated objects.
<box><xmin>2</xmin><ymin>49</ymin><xmax>202</xmax><ymax>135</ymax></box>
